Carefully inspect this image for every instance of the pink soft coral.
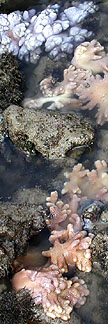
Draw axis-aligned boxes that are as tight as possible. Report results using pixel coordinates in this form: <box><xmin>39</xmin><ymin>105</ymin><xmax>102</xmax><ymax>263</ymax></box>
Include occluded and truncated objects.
<box><xmin>12</xmin><ymin>265</ymin><xmax>89</xmax><ymax>320</ymax></box>
<box><xmin>76</xmin><ymin>73</ymin><xmax>108</xmax><ymax>125</ymax></box>
<box><xmin>46</xmin><ymin>191</ymin><xmax>82</xmax><ymax>235</ymax></box>
<box><xmin>23</xmin><ymin>65</ymin><xmax>91</xmax><ymax>110</ymax></box>
<box><xmin>72</xmin><ymin>39</ymin><xmax>108</xmax><ymax>74</ymax></box>
<box><xmin>42</xmin><ymin>230</ymin><xmax>92</xmax><ymax>273</ymax></box>
<box><xmin>62</xmin><ymin>160</ymin><xmax>108</xmax><ymax>201</ymax></box>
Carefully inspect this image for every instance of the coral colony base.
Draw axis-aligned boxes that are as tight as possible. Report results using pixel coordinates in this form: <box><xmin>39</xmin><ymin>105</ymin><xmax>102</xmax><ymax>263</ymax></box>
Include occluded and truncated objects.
<box><xmin>12</xmin><ymin>160</ymin><xmax>108</xmax><ymax>321</ymax></box>
<box><xmin>0</xmin><ymin>2</ymin><xmax>98</xmax><ymax>63</ymax></box>
<box><xmin>23</xmin><ymin>40</ymin><xmax>108</xmax><ymax>126</ymax></box>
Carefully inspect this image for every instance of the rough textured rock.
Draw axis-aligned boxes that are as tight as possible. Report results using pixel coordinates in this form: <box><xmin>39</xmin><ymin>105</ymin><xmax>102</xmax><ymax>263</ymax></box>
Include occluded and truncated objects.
<box><xmin>76</xmin><ymin>270</ymin><xmax>108</xmax><ymax>324</ymax></box>
<box><xmin>0</xmin><ymin>197</ymin><xmax>46</xmax><ymax>278</ymax></box>
<box><xmin>0</xmin><ymin>53</ymin><xmax>24</xmax><ymax>111</ymax></box>
<box><xmin>91</xmin><ymin>230</ymin><xmax>108</xmax><ymax>277</ymax></box>
<box><xmin>1</xmin><ymin>105</ymin><xmax>94</xmax><ymax>159</ymax></box>
<box><xmin>0</xmin><ymin>289</ymin><xmax>85</xmax><ymax>324</ymax></box>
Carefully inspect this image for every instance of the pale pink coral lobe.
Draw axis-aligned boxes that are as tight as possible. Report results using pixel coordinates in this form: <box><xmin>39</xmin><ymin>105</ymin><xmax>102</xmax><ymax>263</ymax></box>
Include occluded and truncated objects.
<box><xmin>12</xmin><ymin>265</ymin><xmax>89</xmax><ymax>320</ymax></box>
<box><xmin>42</xmin><ymin>231</ymin><xmax>92</xmax><ymax>273</ymax></box>
<box><xmin>72</xmin><ymin>39</ymin><xmax>108</xmax><ymax>74</ymax></box>
<box><xmin>62</xmin><ymin>160</ymin><xmax>108</xmax><ymax>201</ymax></box>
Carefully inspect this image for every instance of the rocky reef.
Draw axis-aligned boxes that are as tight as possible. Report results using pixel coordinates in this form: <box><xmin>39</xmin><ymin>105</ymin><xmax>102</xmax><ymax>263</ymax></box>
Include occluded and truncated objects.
<box><xmin>0</xmin><ymin>2</ymin><xmax>98</xmax><ymax>62</ymax></box>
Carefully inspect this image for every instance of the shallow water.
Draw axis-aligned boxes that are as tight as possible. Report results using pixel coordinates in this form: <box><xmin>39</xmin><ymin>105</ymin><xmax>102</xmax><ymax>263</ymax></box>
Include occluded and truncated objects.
<box><xmin>0</xmin><ymin>1</ymin><xmax>108</xmax><ymax>324</ymax></box>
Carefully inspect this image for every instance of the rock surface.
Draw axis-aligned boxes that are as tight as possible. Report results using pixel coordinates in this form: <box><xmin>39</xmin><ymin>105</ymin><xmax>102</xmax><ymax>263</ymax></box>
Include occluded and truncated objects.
<box><xmin>1</xmin><ymin>105</ymin><xmax>94</xmax><ymax>159</ymax></box>
<box><xmin>0</xmin><ymin>53</ymin><xmax>24</xmax><ymax>111</ymax></box>
<box><xmin>91</xmin><ymin>230</ymin><xmax>108</xmax><ymax>277</ymax></box>
<box><xmin>0</xmin><ymin>186</ymin><xmax>47</xmax><ymax>278</ymax></box>
<box><xmin>0</xmin><ymin>289</ymin><xmax>85</xmax><ymax>324</ymax></box>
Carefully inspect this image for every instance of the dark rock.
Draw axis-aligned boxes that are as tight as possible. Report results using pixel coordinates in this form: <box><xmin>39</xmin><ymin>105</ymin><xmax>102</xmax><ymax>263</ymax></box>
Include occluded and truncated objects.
<box><xmin>1</xmin><ymin>105</ymin><xmax>94</xmax><ymax>159</ymax></box>
<box><xmin>0</xmin><ymin>0</ymin><xmax>50</xmax><ymax>13</ymax></box>
<box><xmin>91</xmin><ymin>230</ymin><xmax>108</xmax><ymax>277</ymax></box>
<box><xmin>0</xmin><ymin>289</ymin><xmax>85</xmax><ymax>324</ymax></box>
<box><xmin>0</xmin><ymin>199</ymin><xmax>46</xmax><ymax>278</ymax></box>
<box><xmin>79</xmin><ymin>199</ymin><xmax>105</xmax><ymax>232</ymax></box>
<box><xmin>76</xmin><ymin>271</ymin><xmax>108</xmax><ymax>324</ymax></box>
<box><xmin>0</xmin><ymin>53</ymin><xmax>24</xmax><ymax>111</ymax></box>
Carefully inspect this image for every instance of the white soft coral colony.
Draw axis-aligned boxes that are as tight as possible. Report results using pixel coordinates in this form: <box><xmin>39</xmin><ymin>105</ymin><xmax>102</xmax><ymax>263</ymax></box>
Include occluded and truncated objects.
<box><xmin>0</xmin><ymin>1</ymin><xmax>98</xmax><ymax>62</ymax></box>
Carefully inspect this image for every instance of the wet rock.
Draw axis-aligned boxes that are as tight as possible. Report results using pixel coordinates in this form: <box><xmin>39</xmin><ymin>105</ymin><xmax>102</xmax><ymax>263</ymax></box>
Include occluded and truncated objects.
<box><xmin>12</xmin><ymin>186</ymin><xmax>47</xmax><ymax>204</ymax></box>
<box><xmin>91</xmin><ymin>230</ymin><xmax>108</xmax><ymax>277</ymax></box>
<box><xmin>0</xmin><ymin>290</ymin><xmax>35</xmax><ymax>324</ymax></box>
<box><xmin>79</xmin><ymin>199</ymin><xmax>105</xmax><ymax>232</ymax></box>
<box><xmin>76</xmin><ymin>270</ymin><xmax>108</xmax><ymax>324</ymax></box>
<box><xmin>0</xmin><ymin>53</ymin><xmax>24</xmax><ymax>111</ymax></box>
<box><xmin>0</xmin><ymin>289</ymin><xmax>85</xmax><ymax>324</ymax></box>
<box><xmin>1</xmin><ymin>105</ymin><xmax>94</xmax><ymax>159</ymax></box>
<box><xmin>0</xmin><ymin>195</ymin><xmax>46</xmax><ymax>278</ymax></box>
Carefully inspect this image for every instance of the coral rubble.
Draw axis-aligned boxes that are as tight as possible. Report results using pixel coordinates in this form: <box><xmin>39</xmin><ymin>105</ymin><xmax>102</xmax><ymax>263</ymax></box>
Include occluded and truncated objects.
<box><xmin>0</xmin><ymin>2</ymin><xmax>98</xmax><ymax>62</ymax></box>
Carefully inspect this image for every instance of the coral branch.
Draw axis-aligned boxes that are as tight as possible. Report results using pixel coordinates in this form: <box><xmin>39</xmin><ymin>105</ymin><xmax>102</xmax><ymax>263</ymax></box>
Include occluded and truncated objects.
<box><xmin>76</xmin><ymin>73</ymin><xmax>108</xmax><ymax>125</ymax></box>
<box><xmin>46</xmin><ymin>191</ymin><xmax>82</xmax><ymax>234</ymax></box>
<box><xmin>42</xmin><ymin>230</ymin><xmax>92</xmax><ymax>273</ymax></box>
<box><xmin>72</xmin><ymin>39</ymin><xmax>108</xmax><ymax>74</ymax></box>
<box><xmin>62</xmin><ymin>160</ymin><xmax>108</xmax><ymax>201</ymax></box>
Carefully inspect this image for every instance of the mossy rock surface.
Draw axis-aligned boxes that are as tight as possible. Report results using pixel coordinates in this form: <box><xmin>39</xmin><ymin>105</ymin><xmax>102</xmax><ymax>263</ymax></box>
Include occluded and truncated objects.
<box><xmin>1</xmin><ymin>105</ymin><xmax>94</xmax><ymax>159</ymax></box>
<box><xmin>0</xmin><ymin>53</ymin><xmax>24</xmax><ymax>111</ymax></box>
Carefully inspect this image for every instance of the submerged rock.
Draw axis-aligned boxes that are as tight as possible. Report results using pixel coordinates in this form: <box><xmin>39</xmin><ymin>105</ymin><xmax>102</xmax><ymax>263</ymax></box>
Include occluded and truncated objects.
<box><xmin>0</xmin><ymin>289</ymin><xmax>85</xmax><ymax>324</ymax></box>
<box><xmin>91</xmin><ymin>230</ymin><xmax>108</xmax><ymax>277</ymax></box>
<box><xmin>79</xmin><ymin>199</ymin><xmax>105</xmax><ymax>232</ymax></box>
<box><xmin>0</xmin><ymin>192</ymin><xmax>46</xmax><ymax>278</ymax></box>
<box><xmin>1</xmin><ymin>105</ymin><xmax>94</xmax><ymax>159</ymax></box>
<box><xmin>0</xmin><ymin>53</ymin><xmax>24</xmax><ymax>111</ymax></box>
<box><xmin>76</xmin><ymin>271</ymin><xmax>108</xmax><ymax>324</ymax></box>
